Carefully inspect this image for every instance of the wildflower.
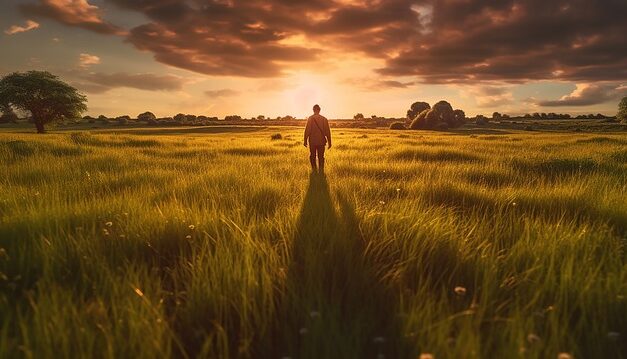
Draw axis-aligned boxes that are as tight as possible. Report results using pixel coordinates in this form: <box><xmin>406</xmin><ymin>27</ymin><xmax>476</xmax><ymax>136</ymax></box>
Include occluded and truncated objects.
<box><xmin>396</xmin><ymin>188</ymin><xmax>401</xmax><ymax>192</ymax></box>
<box><xmin>419</xmin><ymin>353</ymin><xmax>434</xmax><ymax>359</ymax></box>
<box><xmin>512</xmin><ymin>202</ymin><xmax>517</xmax><ymax>206</ymax></box>
<box><xmin>105</xmin><ymin>221</ymin><xmax>113</xmax><ymax>227</ymax></box>
<box><xmin>186</xmin><ymin>235</ymin><xmax>192</xmax><ymax>239</ymax></box>
<box><xmin>299</xmin><ymin>327</ymin><xmax>308</xmax><ymax>335</ymax></box>
<box><xmin>373</xmin><ymin>336</ymin><xmax>386</xmax><ymax>343</ymax></box>
<box><xmin>188</xmin><ymin>224</ymin><xmax>195</xmax><ymax>230</ymax></box>
<box><xmin>607</xmin><ymin>332</ymin><xmax>620</xmax><ymax>341</ymax></box>
<box><xmin>309</xmin><ymin>311</ymin><xmax>320</xmax><ymax>318</ymax></box>
<box><xmin>557</xmin><ymin>353</ymin><xmax>573</xmax><ymax>359</ymax></box>
<box><xmin>134</xmin><ymin>288</ymin><xmax>144</xmax><ymax>297</ymax></box>
<box><xmin>527</xmin><ymin>333</ymin><xmax>541</xmax><ymax>344</ymax></box>
<box><xmin>102</xmin><ymin>229</ymin><xmax>109</xmax><ymax>236</ymax></box>
<box><xmin>454</xmin><ymin>286</ymin><xmax>467</xmax><ymax>296</ymax></box>
<box><xmin>379</xmin><ymin>201</ymin><xmax>386</xmax><ymax>205</ymax></box>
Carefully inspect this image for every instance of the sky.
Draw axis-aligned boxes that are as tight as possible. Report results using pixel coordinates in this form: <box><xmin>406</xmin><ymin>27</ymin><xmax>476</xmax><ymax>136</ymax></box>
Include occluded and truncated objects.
<box><xmin>1</xmin><ymin>0</ymin><xmax>626</xmax><ymax>119</ymax></box>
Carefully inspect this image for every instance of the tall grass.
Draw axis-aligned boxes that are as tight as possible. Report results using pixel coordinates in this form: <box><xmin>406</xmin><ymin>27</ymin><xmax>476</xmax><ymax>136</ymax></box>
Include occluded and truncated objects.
<box><xmin>0</xmin><ymin>128</ymin><xmax>626</xmax><ymax>358</ymax></box>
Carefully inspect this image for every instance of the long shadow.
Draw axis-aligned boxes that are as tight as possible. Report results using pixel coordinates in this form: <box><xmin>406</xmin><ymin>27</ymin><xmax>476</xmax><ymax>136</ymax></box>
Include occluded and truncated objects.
<box><xmin>266</xmin><ymin>173</ymin><xmax>404</xmax><ymax>358</ymax></box>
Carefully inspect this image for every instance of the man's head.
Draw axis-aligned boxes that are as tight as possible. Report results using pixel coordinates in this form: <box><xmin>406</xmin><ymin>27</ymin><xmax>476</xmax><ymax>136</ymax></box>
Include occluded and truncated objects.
<box><xmin>313</xmin><ymin>104</ymin><xmax>321</xmax><ymax>114</ymax></box>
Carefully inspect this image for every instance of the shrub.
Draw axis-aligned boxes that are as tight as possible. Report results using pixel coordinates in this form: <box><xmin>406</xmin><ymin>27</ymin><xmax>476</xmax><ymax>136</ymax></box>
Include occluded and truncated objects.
<box><xmin>435</xmin><ymin>122</ymin><xmax>450</xmax><ymax>131</ymax></box>
<box><xmin>525</xmin><ymin>125</ymin><xmax>533</xmax><ymax>131</ymax></box>
<box><xmin>618</xmin><ymin>97</ymin><xmax>627</xmax><ymax>123</ymax></box>
<box><xmin>389</xmin><ymin>122</ymin><xmax>406</xmax><ymax>130</ymax></box>
<box><xmin>116</xmin><ymin>116</ymin><xmax>129</xmax><ymax>125</ymax></box>
<box><xmin>270</xmin><ymin>133</ymin><xmax>282</xmax><ymax>140</ymax></box>
<box><xmin>0</xmin><ymin>105</ymin><xmax>18</xmax><ymax>123</ymax></box>
<box><xmin>225</xmin><ymin>115</ymin><xmax>242</xmax><ymax>121</ymax></box>
<box><xmin>137</xmin><ymin>111</ymin><xmax>156</xmax><ymax>122</ymax></box>
<box><xmin>475</xmin><ymin>115</ymin><xmax>489</xmax><ymax>125</ymax></box>
<box><xmin>97</xmin><ymin>115</ymin><xmax>108</xmax><ymax>123</ymax></box>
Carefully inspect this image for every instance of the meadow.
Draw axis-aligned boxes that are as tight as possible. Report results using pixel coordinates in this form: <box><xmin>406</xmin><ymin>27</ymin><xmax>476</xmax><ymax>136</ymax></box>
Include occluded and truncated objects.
<box><xmin>0</xmin><ymin>126</ymin><xmax>626</xmax><ymax>358</ymax></box>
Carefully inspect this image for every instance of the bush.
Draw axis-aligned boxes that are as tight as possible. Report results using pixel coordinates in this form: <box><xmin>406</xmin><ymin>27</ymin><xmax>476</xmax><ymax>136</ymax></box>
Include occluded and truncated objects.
<box><xmin>137</xmin><ymin>111</ymin><xmax>156</xmax><ymax>122</ymax></box>
<box><xmin>389</xmin><ymin>122</ymin><xmax>406</xmax><ymax>130</ymax></box>
<box><xmin>270</xmin><ymin>133</ymin><xmax>282</xmax><ymax>140</ymax></box>
<box><xmin>524</xmin><ymin>125</ymin><xmax>533</xmax><ymax>131</ymax></box>
<box><xmin>618</xmin><ymin>97</ymin><xmax>627</xmax><ymax>123</ymax></box>
<box><xmin>116</xmin><ymin>116</ymin><xmax>129</xmax><ymax>125</ymax></box>
<box><xmin>0</xmin><ymin>105</ymin><xmax>18</xmax><ymax>123</ymax></box>
<box><xmin>475</xmin><ymin>115</ymin><xmax>489</xmax><ymax>125</ymax></box>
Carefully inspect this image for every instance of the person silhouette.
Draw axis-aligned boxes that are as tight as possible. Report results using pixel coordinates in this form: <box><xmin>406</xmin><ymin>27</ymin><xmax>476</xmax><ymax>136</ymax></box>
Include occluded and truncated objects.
<box><xmin>304</xmin><ymin>104</ymin><xmax>332</xmax><ymax>172</ymax></box>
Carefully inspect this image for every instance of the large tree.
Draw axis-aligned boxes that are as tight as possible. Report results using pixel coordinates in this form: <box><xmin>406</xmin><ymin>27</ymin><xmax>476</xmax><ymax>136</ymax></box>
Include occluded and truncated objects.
<box><xmin>618</xmin><ymin>97</ymin><xmax>627</xmax><ymax>123</ymax></box>
<box><xmin>0</xmin><ymin>71</ymin><xmax>87</xmax><ymax>133</ymax></box>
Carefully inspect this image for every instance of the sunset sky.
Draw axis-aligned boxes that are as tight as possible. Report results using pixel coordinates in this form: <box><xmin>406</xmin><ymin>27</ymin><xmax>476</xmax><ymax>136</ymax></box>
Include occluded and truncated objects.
<box><xmin>1</xmin><ymin>0</ymin><xmax>626</xmax><ymax>119</ymax></box>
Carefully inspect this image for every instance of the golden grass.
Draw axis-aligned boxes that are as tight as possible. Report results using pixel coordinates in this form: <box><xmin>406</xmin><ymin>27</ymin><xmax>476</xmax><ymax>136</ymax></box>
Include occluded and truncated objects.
<box><xmin>0</xmin><ymin>127</ymin><xmax>626</xmax><ymax>358</ymax></box>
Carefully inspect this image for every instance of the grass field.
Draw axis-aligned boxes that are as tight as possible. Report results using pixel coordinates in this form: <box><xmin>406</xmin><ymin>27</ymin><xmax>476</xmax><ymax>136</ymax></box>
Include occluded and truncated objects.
<box><xmin>1</xmin><ymin>126</ymin><xmax>626</xmax><ymax>358</ymax></box>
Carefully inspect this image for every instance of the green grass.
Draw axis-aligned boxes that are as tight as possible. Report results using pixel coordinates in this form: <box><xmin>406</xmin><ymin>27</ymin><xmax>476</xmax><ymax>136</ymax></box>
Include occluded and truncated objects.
<box><xmin>1</xmin><ymin>127</ymin><xmax>626</xmax><ymax>358</ymax></box>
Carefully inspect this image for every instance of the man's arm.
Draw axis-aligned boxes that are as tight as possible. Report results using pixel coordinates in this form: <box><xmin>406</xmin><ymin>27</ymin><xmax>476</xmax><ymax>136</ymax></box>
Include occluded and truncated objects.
<box><xmin>324</xmin><ymin>117</ymin><xmax>332</xmax><ymax>148</ymax></box>
<box><xmin>304</xmin><ymin>118</ymin><xmax>311</xmax><ymax>146</ymax></box>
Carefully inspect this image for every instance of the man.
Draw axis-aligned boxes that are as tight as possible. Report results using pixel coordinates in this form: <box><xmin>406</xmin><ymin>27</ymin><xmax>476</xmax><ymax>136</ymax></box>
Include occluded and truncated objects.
<box><xmin>304</xmin><ymin>104</ymin><xmax>332</xmax><ymax>172</ymax></box>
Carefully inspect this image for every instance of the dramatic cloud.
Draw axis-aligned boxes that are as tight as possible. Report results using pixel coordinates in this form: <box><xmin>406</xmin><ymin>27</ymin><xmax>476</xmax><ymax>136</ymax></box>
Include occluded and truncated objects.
<box><xmin>379</xmin><ymin>1</ymin><xmax>627</xmax><ymax>83</ymax></box>
<box><xmin>4</xmin><ymin>20</ymin><xmax>40</xmax><ymax>35</ymax></box>
<box><xmin>21</xmin><ymin>0</ymin><xmax>124</xmax><ymax>35</ymax></box>
<box><xmin>205</xmin><ymin>89</ymin><xmax>240</xmax><ymax>98</ymax></box>
<box><xmin>537</xmin><ymin>84</ymin><xmax>627</xmax><ymax>107</ymax></box>
<box><xmin>78</xmin><ymin>53</ymin><xmax>100</xmax><ymax>68</ymax></box>
<box><xmin>73</xmin><ymin>72</ymin><xmax>185</xmax><ymax>93</ymax></box>
<box><xmin>22</xmin><ymin>0</ymin><xmax>627</xmax><ymax>82</ymax></box>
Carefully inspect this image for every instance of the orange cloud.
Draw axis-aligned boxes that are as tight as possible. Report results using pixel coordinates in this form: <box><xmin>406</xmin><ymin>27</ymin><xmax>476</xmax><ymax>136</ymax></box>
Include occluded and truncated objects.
<box><xmin>78</xmin><ymin>53</ymin><xmax>100</xmax><ymax>68</ymax></box>
<box><xmin>4</xmin><ymin>20</ymin><xmax>40</xmax><ymax>35</ymax></box>
<box><xmin>21</xmin><ymin>0</ymin><xmax>124</xmax><ymax>35</ymax></box>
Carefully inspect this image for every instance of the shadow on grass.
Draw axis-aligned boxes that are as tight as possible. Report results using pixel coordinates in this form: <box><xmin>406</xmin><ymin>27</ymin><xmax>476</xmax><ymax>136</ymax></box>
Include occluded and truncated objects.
<box><xmin>266</xmin><ymin>173</ymin><xmax>404</xmax><ymax>358</ymax></box>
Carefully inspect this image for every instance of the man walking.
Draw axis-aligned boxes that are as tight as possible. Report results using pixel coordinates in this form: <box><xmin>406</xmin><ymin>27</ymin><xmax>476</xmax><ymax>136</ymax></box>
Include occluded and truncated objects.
<box><xmin>304</xmin><ymin>104</ymin><xmax>332</xmax><ymax>172</ymax></box>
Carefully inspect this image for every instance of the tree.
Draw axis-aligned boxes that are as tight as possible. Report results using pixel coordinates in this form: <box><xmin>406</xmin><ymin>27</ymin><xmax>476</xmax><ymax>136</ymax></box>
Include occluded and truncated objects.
<box><xmin>138</xmin><ymin>111</ymin><xmax>156</xmax><ymax>122</ymax></box>
<box><xmin>492</xmin><ymin>112</ymin><xmax>501</xmax><ymax>120</ymax></box>
<box><xmin>0</xmin><ymin>71</ymin><xmax>86</xmax><ymax>133</ymax></box>
<box><xmin>618</xmin><ymin>97</ymin><xmax>627</xmax><ymax>123</ymax></box>
<box><xmin>407</xmin><ymin>101</ymin><xmax>431</xmax><ymax>120</ymax></box>
<box><xmin>410</xmin><ymin>100</ymin><xmax>465</xmax><ymax>130</ymax></box>
<box><xmin>354</xmin><ymin>113</ymin><xmax>365</xmax><ymax>120</ymax></box>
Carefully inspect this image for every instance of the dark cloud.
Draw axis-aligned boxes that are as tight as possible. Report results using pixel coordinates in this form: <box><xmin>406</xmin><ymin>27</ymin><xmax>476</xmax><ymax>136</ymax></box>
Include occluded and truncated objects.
<box><xmin>74</xmin><ymin>72</ymin><xmax>185</xmax><ymax>93</ymax></box>
<box><xmin>205</xmin><ymin>89</ymin><xmax>240</xmax><ymax>97</ymax></box>
<box><xmin>378</xmin><ymin>0</ymin><xmax>627</xmax><ymax>83</ymax></box>
<box><xmin>20</xmin><ymin>0</ymin><xmax>125</xmax><ymax>35</ymax></box>
<box><xmin>23</xmin><ymin>0</ymin><xmax>627</xmax><ymax>82</ymax></box>
<box><xmin>537</xmin><ymin>84</ymin><xmax>627</xmax><ymax>107</ymax></box>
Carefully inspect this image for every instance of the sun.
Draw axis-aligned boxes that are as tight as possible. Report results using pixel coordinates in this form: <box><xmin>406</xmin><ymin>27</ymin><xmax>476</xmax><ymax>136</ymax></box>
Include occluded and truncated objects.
<box><xmin>280</xmin><ymin>73</ymin><xmax>340</xmax><ymax>118</ymax></box>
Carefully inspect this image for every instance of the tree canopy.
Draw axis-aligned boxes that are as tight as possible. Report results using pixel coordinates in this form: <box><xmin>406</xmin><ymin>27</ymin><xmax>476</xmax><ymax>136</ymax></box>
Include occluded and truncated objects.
<box><xmin>0</xmin><ymin>71</ymin><xmax>87</xmax><ymax>133</ymax></box>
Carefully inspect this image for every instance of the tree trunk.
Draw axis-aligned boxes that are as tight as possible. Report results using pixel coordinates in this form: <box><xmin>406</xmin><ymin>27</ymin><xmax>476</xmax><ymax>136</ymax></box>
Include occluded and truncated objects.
<box><xmin>35</xmin><ymin>121</ymin><xmax>45</xmax><ymax>134</ymax></box>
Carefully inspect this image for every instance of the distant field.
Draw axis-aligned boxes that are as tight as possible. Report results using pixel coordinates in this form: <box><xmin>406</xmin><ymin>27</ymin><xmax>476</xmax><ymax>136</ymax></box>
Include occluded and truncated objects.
<box><xmin>1</xmin><ymin>126</ymin><xmax>626</xmax><ymax>358</ymax></box>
